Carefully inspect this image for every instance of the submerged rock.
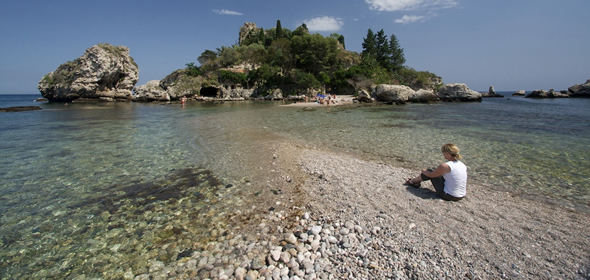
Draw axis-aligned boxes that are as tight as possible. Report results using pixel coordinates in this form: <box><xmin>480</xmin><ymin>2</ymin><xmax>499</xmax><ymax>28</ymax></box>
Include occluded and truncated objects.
<box><xmin>38</xmin><ymin>43</ymin><xmax>139</xmax><ymax>102</ymax></box>
<box><xmin>0</xmin><ymin>106</ymin><xmax>42</xmax><ymax>112</ymax></box>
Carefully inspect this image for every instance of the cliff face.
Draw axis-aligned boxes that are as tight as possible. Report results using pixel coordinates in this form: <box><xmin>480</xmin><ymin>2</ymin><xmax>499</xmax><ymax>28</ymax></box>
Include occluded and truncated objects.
<box><xmin>38</xmin><ymin>44</ymin><xmax>139</xmax><ymax>102</ymax></box>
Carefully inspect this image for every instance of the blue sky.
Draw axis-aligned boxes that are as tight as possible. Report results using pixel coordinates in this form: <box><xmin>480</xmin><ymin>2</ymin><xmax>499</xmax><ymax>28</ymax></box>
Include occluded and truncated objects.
<box><xmin>1</xmin><ymin>0</ymin><xmax>588</xmax><ymax>94</ymax></box>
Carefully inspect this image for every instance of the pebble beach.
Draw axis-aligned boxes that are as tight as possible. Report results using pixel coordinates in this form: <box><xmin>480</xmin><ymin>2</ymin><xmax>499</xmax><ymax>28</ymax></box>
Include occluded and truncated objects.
<box><xmin>127</xmin><ymin>141</ymin><xmax>590</xmax><ymax>280</ymax></box>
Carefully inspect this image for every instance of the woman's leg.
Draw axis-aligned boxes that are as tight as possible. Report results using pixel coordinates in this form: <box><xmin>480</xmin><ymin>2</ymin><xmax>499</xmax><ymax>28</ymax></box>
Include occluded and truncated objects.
<box><xmin>408</xmin><ymin>168</ymin><xmax>433</xmax><ymax>185</ymax></box>
<box><xmin>430</xmin><ymin>176</ymin><xmax>445</xmax><ymax>196</ymax></box>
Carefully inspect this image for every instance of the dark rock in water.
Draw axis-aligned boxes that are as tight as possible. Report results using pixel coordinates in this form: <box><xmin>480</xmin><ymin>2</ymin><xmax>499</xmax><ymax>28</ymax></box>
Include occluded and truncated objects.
<box><xmin>38</xmin><ymin>43</ymin><xmax>139</xmax><ymax>102</ymax></box>
<box><xmin>172</xmin><ymin>226</ymin><xmax>183</xmax><ymax>235</ymax></box>
<box><xmin>67</xmin><ymin>168</ymin><xmax>221</xmax><ymax>215</ymax></box>
<box><xmin>177</xmin><ymin>249</ymin><xmax>194</xmax><ymax>260</ymax></box>
<box><xmin>568</xmin><ymin>79</ymin><xmax>590</xmax><ymax>97</ymax></box>
<box><xmin>525</xmin><ymin>89</ymin><xmax>569</xmax><ymax>98</ymax></box>
<box><xmin>482</xmin><ymin>85</ymin><xmax>503</xmax><ymax>97</ymax></box>
<box><xmin>34</xmin><ymin>98</ymin><xmax>48</xmax><ymax>102</ymax></box>
<box><xmin>0</xmin><ymin>106</ymin><xmax>42</xmax><ymax>112</ymax></box>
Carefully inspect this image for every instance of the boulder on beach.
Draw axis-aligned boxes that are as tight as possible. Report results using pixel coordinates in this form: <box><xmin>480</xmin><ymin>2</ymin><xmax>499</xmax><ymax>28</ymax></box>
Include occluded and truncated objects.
<box><xmin>356</xmin><ymin>89</ymin><xmax>373</xmax><ymax>103</ymax></box>
<box><xmin>568</xmin><ymin>79</ymin><xmax>590</xmax><ymax>97</ymax></box>
<box><xmin>373</xmin><ymin>84</ymin><xmax>415</xmax><ymax>104</ymax></box>
<box><xmin>436</xmin><ymin>83</ymin><xmax>482</xmax><ymax>102</ymax></box>
<box><xmin>38</xmin><ymin>43</ymin><xmax>139</xmax><ymax>102</ymax></box>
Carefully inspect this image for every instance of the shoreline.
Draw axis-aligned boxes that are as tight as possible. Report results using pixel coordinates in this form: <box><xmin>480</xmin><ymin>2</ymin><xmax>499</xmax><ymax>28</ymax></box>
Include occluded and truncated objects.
<box><xmin>2</xmin><ymin>95</ymin><xmax>589</xmax><ymax>279</ymax></box>
<box><xmin>288</xmin><ymin>143</ymin><xmax>590</xmax><ymax>279</ymax></box>
<box><xmin>280</xmin><ymin>95</ymin><xmax>356</xmax><ymax>108</ymax></box>
<box><xmin>128</xmin><ymin>141</ymin><xmax>590</xmax><ymax>279</ymax></box>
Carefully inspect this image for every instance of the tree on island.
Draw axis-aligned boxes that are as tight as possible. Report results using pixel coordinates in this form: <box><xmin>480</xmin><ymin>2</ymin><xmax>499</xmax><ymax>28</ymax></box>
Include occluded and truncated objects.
<box><xmin>179</xmin><ymin>21</ymin><xmax>439</xmax><ymax>96</ymax></box>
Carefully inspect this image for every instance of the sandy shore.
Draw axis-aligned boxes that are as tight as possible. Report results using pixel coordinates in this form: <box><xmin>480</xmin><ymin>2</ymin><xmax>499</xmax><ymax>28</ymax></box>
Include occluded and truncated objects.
<box><xmin>280</xmin><ymin>95</ymin><xmax>356</xmax><ymax>108</ymax></box>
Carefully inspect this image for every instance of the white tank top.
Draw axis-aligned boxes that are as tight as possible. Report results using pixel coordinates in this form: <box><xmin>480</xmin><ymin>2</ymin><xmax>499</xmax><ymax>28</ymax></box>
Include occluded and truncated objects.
<box><xmin>443</xmin><ymin>161</ymin><xmax>467</xmax><ymax>197</ymax></box>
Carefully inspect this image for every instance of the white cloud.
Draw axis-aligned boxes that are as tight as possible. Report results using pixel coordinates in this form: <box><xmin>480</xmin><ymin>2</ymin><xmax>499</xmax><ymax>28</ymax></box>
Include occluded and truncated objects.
<box><xmin>366</xmin><ymin>0</ymin><xmax>458</xmax><ymax>11</ymax></box>
<box><xmin>213</xmin><ymin>9</ymin><xmax>243</xmax><ymax>16</ymax></box>
<box><xmin>304</xmin><ymin>16</ymin><xmax>344</xmax><ymax>32</ymax></box>
<box><xmin>395</xmin><ymin>15</ymin><xmax>426</xmax><ymax>24</ymax></box>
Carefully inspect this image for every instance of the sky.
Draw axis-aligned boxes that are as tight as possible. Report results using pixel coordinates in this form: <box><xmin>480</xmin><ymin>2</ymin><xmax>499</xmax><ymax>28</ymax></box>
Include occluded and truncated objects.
<box><xmin>1</xmin><ymin>0</ymin><xmax>588</xmax><ymax>94</ymax></box>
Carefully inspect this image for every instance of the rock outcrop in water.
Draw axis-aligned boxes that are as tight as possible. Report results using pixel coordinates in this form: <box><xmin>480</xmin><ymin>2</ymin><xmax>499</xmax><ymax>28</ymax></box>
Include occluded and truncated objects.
<box><xmin>435</xmin><ymin>83</ymin><xmax>482</xmax><ymax>102</ymax></box>
<box><xmin>481</xmin><ymin>85</ymin><xmax>503</xmax><ymax>97</ymax></box>
<box><xmin>525</xmin><ymin>89</ymin><xmax>569</xmax><ymax>98</ymax></box>
<box><xmin>38</xmin><ymin>43</ymin><xmax>139</xmax><ymax>102</ymax></box>
<box><xmin>568</xmin><ymin>79</ymin><xmax>590</xmax><ymax>97</ymax></box>
<box><xmin>132</xmin><ymin>80</ymin><xmax>171</xmax><ymax>102</ymax></box>
<box><xmin>361</xmin><ymin>83</ymin><xmax>481</xmax><ymax>104</ymax></box>
<box><xmin>512</xmin><ymin>90</ymin><xmax>526</xmax><ymax>96</ymax></box>
<box><xmin>133</xmin><ymin>69</ymin><xmax>257</xmax><ymax>102</ymax></box>
<box><xmin>373</xmin><ymin>84</ymin><xmax>415</xmax><ymax>104</ymax></box>
<box><xmin>521</xmin><ymin>79</ymin><xmax>590</xmax><ymax>99</ymax></box>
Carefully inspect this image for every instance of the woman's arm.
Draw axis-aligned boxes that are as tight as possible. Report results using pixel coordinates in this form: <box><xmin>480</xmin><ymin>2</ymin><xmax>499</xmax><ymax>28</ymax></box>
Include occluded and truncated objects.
<box><xmin>422</xmin><ymin>163</ymin><xmax>451</xmax><ymax>178</ymax></box>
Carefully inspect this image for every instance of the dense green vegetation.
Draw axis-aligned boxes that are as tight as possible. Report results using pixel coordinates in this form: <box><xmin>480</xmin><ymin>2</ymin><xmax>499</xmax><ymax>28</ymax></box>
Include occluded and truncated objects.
<box><xmin>184</xmin><ymin>21</ymin><xmax>440</xmax><ymax>96</ymax></box>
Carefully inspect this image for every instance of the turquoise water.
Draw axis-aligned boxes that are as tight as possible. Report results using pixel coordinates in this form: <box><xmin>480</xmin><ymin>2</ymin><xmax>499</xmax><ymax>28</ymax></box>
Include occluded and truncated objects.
<box><xmin>1</xmin><ymin>93</ymin><xmax>589</xmax><ymax>278</ymax></box>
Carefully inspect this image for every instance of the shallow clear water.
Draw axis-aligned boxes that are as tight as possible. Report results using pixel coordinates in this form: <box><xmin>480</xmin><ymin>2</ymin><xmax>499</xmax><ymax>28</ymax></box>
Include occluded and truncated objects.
<box><xmin>1</xmin><ymin>93</ymin><xmax>589</xmax><ymax>278</ymax></box>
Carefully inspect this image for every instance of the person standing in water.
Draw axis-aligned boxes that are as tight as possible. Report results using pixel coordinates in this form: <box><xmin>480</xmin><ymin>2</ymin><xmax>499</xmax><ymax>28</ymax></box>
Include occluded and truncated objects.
<box><xmin>405</xmin><ymin>143</ymin><xmax>467</xmax><ymax>201</ymax></box>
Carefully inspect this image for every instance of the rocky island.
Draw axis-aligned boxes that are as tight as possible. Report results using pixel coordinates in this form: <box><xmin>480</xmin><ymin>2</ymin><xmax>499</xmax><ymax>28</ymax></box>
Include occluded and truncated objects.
<box><xmin>37</xmin><ymin>22</ymin><xmax>589</xmax><ymax>104</ymax></box>
<box><xmin>38</xmin><ymin>22</ymin><xmax>489</xmax><ymax>105</ymax></box>
<box><xmin>37</xmin><ymin>43</ymin><xmax>139</xmax><ymax>102</ymax></box>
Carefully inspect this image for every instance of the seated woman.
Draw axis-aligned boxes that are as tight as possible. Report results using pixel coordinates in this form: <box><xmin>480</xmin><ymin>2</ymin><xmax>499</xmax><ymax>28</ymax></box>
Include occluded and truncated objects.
<box><xmin>405</xmin><ymin>143</ymin><xmax>467</xmax><ymax>201</ymax></box>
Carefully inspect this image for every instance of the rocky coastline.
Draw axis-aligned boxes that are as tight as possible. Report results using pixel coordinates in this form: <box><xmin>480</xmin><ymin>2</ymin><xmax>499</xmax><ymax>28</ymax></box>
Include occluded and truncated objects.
<box><xmin>37</xmin><ymin>43</ymin><xmax>589</xmax><ymax>104</ymax></box>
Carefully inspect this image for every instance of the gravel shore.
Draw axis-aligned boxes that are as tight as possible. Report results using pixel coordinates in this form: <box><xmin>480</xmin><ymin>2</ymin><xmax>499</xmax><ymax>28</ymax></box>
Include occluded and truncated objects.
<box><xmin>136</xmin><ymin>142</ymin><xmax>590</xmax><ymax>280</ymax></box>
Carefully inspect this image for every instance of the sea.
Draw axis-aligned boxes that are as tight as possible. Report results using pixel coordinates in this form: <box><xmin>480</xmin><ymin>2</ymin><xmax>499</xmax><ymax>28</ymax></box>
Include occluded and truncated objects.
<box><xmin>1</xmin><ymin>92</ymin><xmax>589</xmax><ymax>278</ymax></box>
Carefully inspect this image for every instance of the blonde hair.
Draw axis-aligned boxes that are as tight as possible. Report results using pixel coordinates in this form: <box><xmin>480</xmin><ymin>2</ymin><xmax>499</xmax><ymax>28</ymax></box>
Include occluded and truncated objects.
<box><xmin>441</xmin><ymin>143</ymin><xmax>462</xmax><ymax>160</ymax></box>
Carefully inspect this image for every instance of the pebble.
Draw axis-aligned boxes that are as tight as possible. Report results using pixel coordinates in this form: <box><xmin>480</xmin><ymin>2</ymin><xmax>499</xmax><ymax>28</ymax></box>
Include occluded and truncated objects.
<box><xmin>310</xmin><ymin>226</ymin><xmax>322</xmax><ymax>235</ymax></box>
<box><xmin>100</xmin><ymin>202</ymin><xmax>551</xmax><ymax>280</ymax></box>
<box><xmin>285</xmin><ymin>233</ymin><xmax>297</xmax><ymax>245</ymax></box>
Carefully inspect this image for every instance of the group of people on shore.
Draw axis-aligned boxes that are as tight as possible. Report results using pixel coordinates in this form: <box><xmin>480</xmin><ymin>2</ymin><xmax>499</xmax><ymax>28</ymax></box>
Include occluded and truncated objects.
<box><xmin>315</xmin><ymin>95</ymin><xmax>339</xmax><ymax>106</ymax></box>
<box><xmin>312</xmin><ymin>94</ymin><xmax>340</xmax><ymax>106</ymax></box>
